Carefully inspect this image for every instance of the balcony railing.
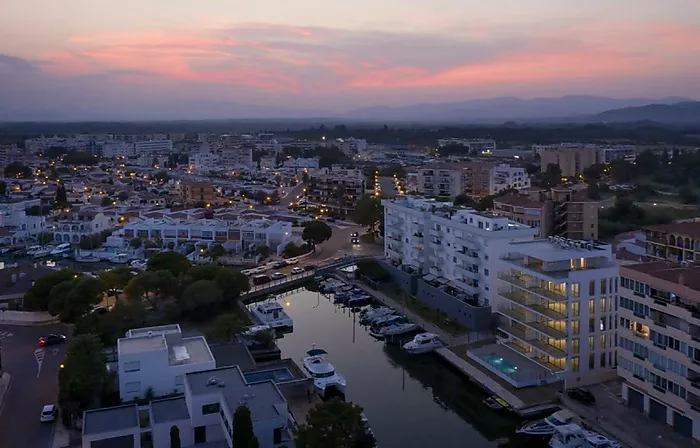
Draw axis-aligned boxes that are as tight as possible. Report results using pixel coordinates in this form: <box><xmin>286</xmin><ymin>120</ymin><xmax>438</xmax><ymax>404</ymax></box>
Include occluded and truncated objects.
<box><xmin>499</xmin><ymin>274</ymin><xmax>567</xmax><ymax>302</ymax></box>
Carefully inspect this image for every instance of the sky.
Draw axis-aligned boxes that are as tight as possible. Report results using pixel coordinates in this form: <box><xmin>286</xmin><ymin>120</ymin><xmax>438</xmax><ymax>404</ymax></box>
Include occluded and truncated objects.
<box><xmin>1</xmin><ymin>0</ymin><xmax>700</xmax><ymax>120</ymax></box>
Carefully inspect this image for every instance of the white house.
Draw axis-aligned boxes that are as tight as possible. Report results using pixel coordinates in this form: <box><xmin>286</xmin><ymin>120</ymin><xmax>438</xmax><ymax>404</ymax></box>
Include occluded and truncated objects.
<box><xmin>117</xmin><ymin>324</ymin><xmax>216</xmax><ymax>402</ymax></box>
<box><xmin>489</xmin><ymin>164</ymin><xmax>531</xmax><ymax>195</ymax></box>
<box><xmin>52</xmin><ymin>211</ymin><xmax>114</xmax><ymax>244</ymax></box>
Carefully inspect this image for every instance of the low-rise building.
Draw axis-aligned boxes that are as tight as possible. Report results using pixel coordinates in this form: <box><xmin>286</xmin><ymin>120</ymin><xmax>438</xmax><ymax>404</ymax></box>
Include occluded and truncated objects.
<box><xmin>51</xmin><ymin>211</ymin><xmax>114</xmax><ymax>244</ymax></box>
<box><xmin>643</xmin><ymin>222</ymin><xmax>700</xmax><ymax>262</ymax></box>
<box><xmin>617</xmin><ymin>261</ymin><xmax>700</xmax><ymax>440</ymax></box>
<box><xmin>103</xmin><ymin>142</ymin><xmax>136</xmax><ymax>158</ymax></box>
<box><xmin>307</xmin><ymin>166</ymin><xmax>365</xmax><ymax>217</ymax></box>
<box><xmin>437</xmin><ymin>138</ymin><xmax>496</xmax><ymax>154</ymax></box>
<box><xmin>179</xmin><ymin>181</ymin><xmax>215</xmax><ymax>205</ymax></box>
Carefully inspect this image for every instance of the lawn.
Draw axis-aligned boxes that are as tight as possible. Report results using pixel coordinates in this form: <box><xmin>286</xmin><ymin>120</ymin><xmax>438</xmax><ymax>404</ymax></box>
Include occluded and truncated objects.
<box><xmin>379</xmin><ymin>286</ymin><xmax>469</xmax><ymax>336</ymax></box>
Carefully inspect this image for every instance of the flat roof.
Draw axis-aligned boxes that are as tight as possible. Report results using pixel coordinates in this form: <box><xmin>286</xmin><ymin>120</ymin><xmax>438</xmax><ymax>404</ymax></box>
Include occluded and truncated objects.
<box><xmin>186</xmin><ymin>366</ymin><xmax>285</xmax><ymax>421</ymax></box>
<box><xmin>118</xmin><ymin>334</ymin><xmax>166</xmax><ymax>354</ymax></box>
<box><xmin>507</xmin><ymin>240</ymin><xmax>611</xmax><ymax>263</ymax></box>
<box><xmin>83</xmin><ymin>404</ymin><xmax>138</xmax><ymax>435</ymax></box>
<box><xmin>127</xmin><ymin>324</ymin><xmax>181</xmax><ymax>338</ymax></box>
<box><xmin>622</xmin><ymin>261</ymin><xmax>700</xmax><ymax>291</ymax></box>
<box><xmin>168</xmin><ymin>336</ymin><xmax>214</xmax><ymax>366</ymax></box>
<box><xmin>644</xmin><ymin>222</ymin><xmax>700</xmax><ymax>240</ymax></box>
<box><xmin>150</xmin><ymin>397</ymin><xmax>190</xmax><ymax>423</ymax></box>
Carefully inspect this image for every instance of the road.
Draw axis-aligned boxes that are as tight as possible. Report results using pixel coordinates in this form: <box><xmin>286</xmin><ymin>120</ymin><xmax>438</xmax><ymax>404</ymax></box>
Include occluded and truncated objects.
<box><xmin>0</xmin><ymin>324</ymin><xmax>70</xmax><ymax>448</ymax></box>
<box><xmin>280</xmin><ymin>183</ymin><xmax>305</xmax><ymax>208</ymax></box>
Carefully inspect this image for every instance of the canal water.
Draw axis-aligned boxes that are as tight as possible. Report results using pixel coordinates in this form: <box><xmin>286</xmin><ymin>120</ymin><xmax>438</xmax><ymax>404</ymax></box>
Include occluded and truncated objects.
<box><xmin>274</xmin><ymin>287</ymin><xmax>528</xmax><ymax>448</ymax></box>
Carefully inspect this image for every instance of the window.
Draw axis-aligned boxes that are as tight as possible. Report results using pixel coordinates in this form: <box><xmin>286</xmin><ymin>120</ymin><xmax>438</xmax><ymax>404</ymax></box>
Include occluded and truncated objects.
<box><xmin>589</xmin><ymin>299</ymin><xmax>595</xmax><ymax>314</ymax></box>
<box><xmin>571</xmin><ymin>302</ymin><xmax>580</xmax><ymax>317</ymax></box>
<box><xmin>484</xmin><ymin>269</ymin><xmax>490</xmax><ymax>277</ymax></box>
<box><xmin>571</xmin><ymin>356</ymin><xmax>580</xmax><ymax>372</ymax></box>
<box><xmin>202</xmin><ymin>403</ymin><xmax>220</xmax><ymax>415</ymax></box>
<box><xmin>125</xmin><ymin>382</ymin><xmax>141</xmax><ymax>393</ymax></box>
<box><xmin>600</xmin><ymin>298</ymin><xmax>607</xmax><ymax>313</ymax></box>
<box><xmin>124</xmin><ymin>361</ymin><xmax>140</xmax><ymax>372</ymax></box>
<box><xmin>572</xmin><ymin>282</ymin><xmax>580</xmax><ymax>298</ymax></box>
<box><xmin>589</xmin><ymin>280</ymin><xmax>595</xmax><ymax>296</ymax></box>
<box><xmin>601</xmin><ymin>279</ymin><xmax>607</xmax><ymax>295</ymax></box>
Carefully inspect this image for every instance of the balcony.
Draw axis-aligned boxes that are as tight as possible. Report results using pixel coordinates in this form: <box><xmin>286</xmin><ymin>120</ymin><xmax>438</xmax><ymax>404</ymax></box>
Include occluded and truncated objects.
<box><xmin>499</xmin><ymin>323</ymin><xmax>567</xmax><ymax>359</ymax></box>
<box><xmin>499</xmin><ymin>274</ymin><xmax>567</xmax><ymax>302</ymax></box>
<box><xmin>498</xmin><ymin>306</ymin><xmax>567</xmax><ymax>340</ymax></box>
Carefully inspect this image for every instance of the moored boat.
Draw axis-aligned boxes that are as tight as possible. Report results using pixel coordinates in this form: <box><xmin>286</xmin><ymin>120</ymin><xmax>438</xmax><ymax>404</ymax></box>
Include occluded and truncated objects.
<box><xmin>517</xmin><ymin>409</ymin><xmax>576</xmax><ymax>436</ymax></box>
<box><xmin>402</xmin><ymin>332</ymin><xmax>443</xmax><ymax>354</ymax></box>
<box><xmin>302</xmin><ymin>347</ymin><xmax>346</xmax><ymax>398</ymax></box>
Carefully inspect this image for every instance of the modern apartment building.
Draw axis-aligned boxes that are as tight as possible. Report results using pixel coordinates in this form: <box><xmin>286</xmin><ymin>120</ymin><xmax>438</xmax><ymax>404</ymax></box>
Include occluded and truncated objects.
<box><xmin>416</xmin><ymin>163</ymin><xmax>468</xmax><ymax>197</ymax></box>
<box><xmin>103</xmin><ymin>142</ymin><xmax>136</xmax><ymax>158</ymax></box>
<box><xmin>539</xmin><ymin>146</ymin><xmax>599</xmax><ymax>177</ymax></box>
<box><xmin>617</xmin><ymin>261</ymin><xmax>700</xmax><ymax>440</ymax></box>
<box><xmin>188</xmin><ymin>153</ymin><xmax>221</xmax><ymax>171</ymax></box>
<box><xmin>135</xmin><ymin>140</ymin><xmax>173</xmax><ymax>155</ymax></box>
<box><xmin>382</xmin><ymin>197</ymin><xmax>537</xmax><ymax>307</ymax></box>
<box><xmin>179</xmin><ymin>181</ymin><xmax>215</xmax><ymax>205</ymax></box>
<box><xmin>220</xmin><ymin>147</ymin><xmax>254</xmax><ymax>170</ymax></box>
<box><xmin>493</xmin><ymin>187</ymin><xmax>599</xmax><ymax>240</ymax></box>
<box><xmin>337</xmin><ymin>137</ymin><xmax>367</xmax><ymax>155</ymax></box>
<box><xmin>437</xmin><ymin>138</ymin><xmax>496</xmax><ymax>154</ymax></box>
<box><xmin>599</xmin><ymin>146</ymin><xmax>637</xmax><ymax>164</ymax></box>
<box><xmin>306</xmin><ymin>166</ymin><xmax>365</xmax><ymax>217</ymax></box>
<box><xmin>643</xmin><ymin>222</ymin><xmax>700</xmax><ymax>262</ymax></box>
<box><xmin>476</xmin><ymin>237</ymin><xmax>618</xmax><ymax>389</ymax></box>
<box><xmin>489</xmin><ymin>164</ymin><xmax>531</xmax><ymax>195</ymax></box>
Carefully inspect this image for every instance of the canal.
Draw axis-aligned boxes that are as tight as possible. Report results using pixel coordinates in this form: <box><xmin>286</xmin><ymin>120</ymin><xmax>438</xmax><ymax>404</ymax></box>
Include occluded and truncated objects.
<box><xmin>274</xmin><ymin>287</ymin><xmax>527</xmax><ymax>448</ymax></box>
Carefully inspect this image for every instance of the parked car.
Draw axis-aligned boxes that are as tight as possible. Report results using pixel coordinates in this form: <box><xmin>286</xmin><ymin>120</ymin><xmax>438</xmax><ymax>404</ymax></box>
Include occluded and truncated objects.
<box><xmin>567</xmin><ymin>388</ymin><xmax>596</xmax><ymax>405</ymax></box>
<box><xmin>270</xmin><ymin>272</ymin><xmax>287</xmax><ymax>280</ymax></box>
<box><xmin>290</xmin><ymin>267</ymin><xmax>304</xmax><ymax>275</ymax></box>
<box><xmin>40</xmin><ymin>404</ymin><xmax>57</xmax><ymax>423</ymax></box>
<box><xmin>286</xmin><ymin>258</ymin><xmax>299</xmax><ymax>265</ymax></box>
<box><xmin>326</xmin><ymin>217</ymin><xmax>336</xmax><ymax>222</ymax></box>
<box><xmin>39</xmin><ymin>334</ymin><xmax>66</xmax><ymax>347</ymax></box>
<box><xmin>273</xmin><ymin>260</ymin><xmax>288</xmax><ymax>268</ymax></box>
<box><xmin>252</xmin><ymin>274</ymin><xmax>272</xmax><ymax>285</ymax></box>
<box><xmin>303</xmin><ymin>264</ymin><xmax>316</xmax><ymax>271</ymax></box>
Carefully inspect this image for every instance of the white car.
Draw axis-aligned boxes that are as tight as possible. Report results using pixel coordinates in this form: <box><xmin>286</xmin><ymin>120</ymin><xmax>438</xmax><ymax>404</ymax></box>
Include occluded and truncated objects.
<box><xmin>40</xmin><ymin>404</ymin><xmax>57</xmax><ymax>423</ymax></box>
<box><xmin>286</xmin><ymin>258</ymin><xmax>299</xmax><ymax>265</ymax></box>
<box><xmin>241</xmin><ymin>269</ymin><xmax>254</xmax><ymax>276</ymax></box>
<box><xmin>270</xmin><ymin>272</ymin><xmax>287</xmax><ymax>280</ymax></box>
<box><xmin>290</xmin><ymin>267</ymin><xmax>304</xmax><ymax>275</ymax></box>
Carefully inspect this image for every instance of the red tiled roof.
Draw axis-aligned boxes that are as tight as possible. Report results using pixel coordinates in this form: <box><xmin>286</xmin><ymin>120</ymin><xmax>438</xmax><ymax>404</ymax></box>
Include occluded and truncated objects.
<box><xmin>643</xmin><ymin>222</ymin><xmax>700</xmax><ymax>240</ymax></box>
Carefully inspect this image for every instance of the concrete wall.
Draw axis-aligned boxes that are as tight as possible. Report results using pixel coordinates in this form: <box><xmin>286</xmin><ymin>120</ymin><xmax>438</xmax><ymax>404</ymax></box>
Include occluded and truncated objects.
<box><xmin>416</xmin><ymin>280</ymin><xmax>493</xmax><ymax>331</ymax></box>
<box><xmin>377</xmin><ymin>259</ymin><xmax>419</xmax><ymax>296</ymax></box>
<box><xmin>151</xmin><ymin>419</ymin><xmax>194</xmax><ymax>448</ymax></box>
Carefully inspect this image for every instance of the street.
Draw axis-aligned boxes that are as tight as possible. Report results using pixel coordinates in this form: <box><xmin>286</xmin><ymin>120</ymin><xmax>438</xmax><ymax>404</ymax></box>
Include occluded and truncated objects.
<box><xmin>279</xmin><ymin>183</ymin><xmax>305</xmax><ymax>208</ymax></box>
<box><xmin>0</xmin><ymin>324</ymin><xmax>70</xmax><ymax>448</ymax></box>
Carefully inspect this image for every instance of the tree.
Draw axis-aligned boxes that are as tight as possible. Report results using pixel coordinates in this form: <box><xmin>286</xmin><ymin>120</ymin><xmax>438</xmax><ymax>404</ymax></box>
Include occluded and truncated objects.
<box><xmin>351</xmin><ymin>196</ymin><xmax>382</xmax><ymax>232</ymax></box>
<box><xmin>248</xmin><ymin>437</ymin><xmax>259</xmax><ymax>448</ymax></box>
<box><xmin>74</xmin><ymin>299</ymin><xmax>146</xmax><ymax>346</ymax></box>
<box><xmin>101</xmin><ymin>196</ymin><xmax>114</xmax><ymax>206</ymax></box>
<box><xmin>679</xmin><ymin>186</ymin><xmax>699</xmax><ymax>204</ymax></box>
<box><xmin>255</xmin><ymin>244</ymin><xmax>270</xmax><ymax>259</ymax></box>
<box><xmin>178</xmin><ymin>280</ymin><xmax>223</xmax><ymax>321</ymax></box>
<box><xmin>216</xmin><ymin>268</ymin><xmax>250</xmax><ymax>303</ymax></box>
<box><xmin>208</xmin><ymin>244</ymin><xmax>225</xmax><ymax>260</ymax></box>
<box><xmin>130</xmin><ymin>237</ymin><xmax>143</xmax><ymax>249</ymax></box>
<box><xmin>582</xmin><ymin>164</ymin><xmax>605</xmax><ymax>182</ymax></box>
<box><xmin>23</xmin><ymin>269</ymin><xmax>79</xmax><ymax>310</ymax></box>
<box><xmin>453</xmin><ymin>194</ymin><xmax>479</xmax><ymax>208</ymax></box>
<box><xmin>62</xmin><ymin>150</ymin><xmax>98</xmax><ymax>166</ymax></box>
<box><xmin>233</xmin><ymin>406</ymin><xmax>256</xmax><ymax>448</ymax></box>
<box><xmin>58</xmin><ymin>334</ymin><xmax>106</xmax><ymax>411</ymax></box>
<box><xmin>124</xmin><ymin>270</ymin><xmax>176</xmax><ymax>311</ymax></box>
<box><xmin>635</xmin><ymin>150</ymin><xmax>660</xmax><ymax>176</ymax></box>
<box><xmin>210</xmin><ymin>313</ymin><xmax>246</xmax><ymax>342</ymax></box>
<box><xmin>302</xmin><ymin>221</ymin><xmax>333</xmax><ymax>251</ymax></box>
<box><xmin>47</xmin><ymin>276</ymin><xmax>106</xmax><ymax>323</ymax></box>
<box><xmin>295</xmin><ymin>398</ymin><xmax>375</xmax><ymax>448</ymax></box>
<box><xmin>0</xmin><ymin>180</ymin><xmax>6</xmax><ymax>196</ymax></box>
<box><xmin>147</xmin><ymin>251</ymin><xmax>191</xmax><ymax>277</ymax></box>
<box><xmin>55</xmin><ymin>184</ymin><xmax>68</xmax><ymax>206</ymax></box>
<box><xmin>4</xmin><ymin>162</ymin><xmax>32</xmax><ymax>178</ymax></box>
<box><xmin>170</xmin><ymin>426</ymin><xmax>181</xmax><ymax>448</ymax></box>
<box><xmin>99</xmin><ymin>267</ymin><xmax>134</xmax><ymax>306</ymax></box>
<box><xmin>586</xmin><ymin>181</ymin><xmax>601</xmax><ymax>200</ymax></box>
<box><xmin>117</xmin><ymin>191</ymin><xmax>129</xmax><ymax>202</ymax></box>
<box><xmin>540</xmin><ymin>163</ymin><xmax>563</xmax><ymax>189</ymax></box>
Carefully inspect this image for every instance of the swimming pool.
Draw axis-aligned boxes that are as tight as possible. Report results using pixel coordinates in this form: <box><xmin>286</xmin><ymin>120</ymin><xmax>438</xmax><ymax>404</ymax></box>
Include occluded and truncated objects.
<box><xmin>244</xmin><ymin>367</ymin><xmax>295</xmax><ymax>384</ymax></box>
<box><xmin>481</xmin><ymin>354</ymin><xmax>518</xmax><ymax>375</ymax></box>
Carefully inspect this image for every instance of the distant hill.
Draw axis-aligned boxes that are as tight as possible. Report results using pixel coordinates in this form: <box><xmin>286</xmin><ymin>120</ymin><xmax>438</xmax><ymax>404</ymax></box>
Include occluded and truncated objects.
<box><xmin>340</xmin><ymin>95</ymin><xmax>691</xmax><ymax>122</ymax></box>
<box><xmin>586</xmin><ymin>101</ymin><xmax>700</xmax><ymax>124</ymax></box>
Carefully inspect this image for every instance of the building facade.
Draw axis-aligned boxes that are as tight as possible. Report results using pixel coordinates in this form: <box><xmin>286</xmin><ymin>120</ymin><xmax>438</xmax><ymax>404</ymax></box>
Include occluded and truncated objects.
<box><xmin>489</xmin><ymin>164</ymin><xmax>531</xmax><ymax>195</ymax></box>
<box><xmin>135</xmin><ymin>140</ymin><xmax>173</xmax><ymax>155</ymax></box>
<box><xmin>539</xmin><ymin>146</ymin><xmax>599</xmax><ymax>177</ymax></box>
<box><xmin>617</xmin><ymin>261</ymin><xmax>700</xmax><ymax>440</ymax></box>
<box><xmin>437</xmin><ymin>138</ymin><xmax>496</xmax><ymax>154</ymax></box>
<box><xmin>643</xmin><ymin>222</ymin><xmax>700</xmax><ymax>262</ymax></box>
<box><xmin>179</xmin><ymin>182</ymin><xmax>215</xmax><ymax>205</ymax></box>
<box><xmin>52</xmin><ymin>211</ymin><xmax>114</xmax><ymax>243</ymax></box>
<box><xmin>221</xmin><ymin>147</ymin><xmax>254</xmax><ymax>170</ymax></box>
<box><xmin>306</xmin><ymin>166</ymin><xmax>365</xmax><ymax>217</ymax></box>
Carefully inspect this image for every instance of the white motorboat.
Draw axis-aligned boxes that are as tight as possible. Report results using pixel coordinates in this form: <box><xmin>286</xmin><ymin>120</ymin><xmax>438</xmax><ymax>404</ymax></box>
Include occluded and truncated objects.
<box><xmin>378</xmin><ymin>320</ymin><xmax>419</xmax><ymax>337</ymax></box>
<box><xmin>107</xmin><ymin>253</ymin><xmax>130</xmax><ymax>264</ymax></box>
<box><xmin>359</xmin><ymin>306</ymin><xmax>394</xmax><ymax>324</ymax></box>
<box><xmin>25</xmin><ymin>245</ymin><xmax>42</xmax><ymax>256</ymax></box>
<box><xmin>302</xmin><ymin>348</ymin><xmax>346</xmax><ymax>398</ymax></box>
<box><xmin>130</xmin><ymin>259</ymin><xmax>147</xmax><ymax>270</ymax></box>
<box><xmin>517</xmin><ymin>409</ymin><xmax>576</xmax><ymax>436</ymax></box>
<box><xmin>250</xmin><ymin>300</ymin><xmax>293</xmax><ymax>329</ymax></box>
<box><xmin>242</xmin><ymin>324</ymin><xmax>273</xmax><ymax>338</ymax></box>
<box><xmin>369</xmin><ymin>315</ymin><xmax>404</xmax><ymax>338</ymax></box>
<box><xmin>549</xmin><ymin>424</ymin><xmax>590</xmax><ymax>448</ymax></box>
<box><xmin>583</xmin><ymin>432</ymin><xmax>622</xmax><ymax>448</ymax></box>
<box><xmin>402</xmin><ymin>333</ymin><xmax>443</xmax><ymax>354</ymax></box>
<box><xmin>75</xmin><ymin>251</ymin><xmax>100</xmax><ymax>263</ymax></box>
<box><xmin>33</xmin><ymin>246</ymin><xmax>54</xmax><ymax>259</ymax></box>
<box><xmin>50</xmin><ymin>243</ymin><xmax>71</xmax><ymax>256</ymax></box>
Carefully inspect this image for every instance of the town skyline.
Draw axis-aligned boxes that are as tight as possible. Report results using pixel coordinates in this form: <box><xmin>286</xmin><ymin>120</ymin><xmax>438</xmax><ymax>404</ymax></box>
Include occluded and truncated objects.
<box><xmin>2</xmin><ymin>1</ymin><xmax>700</xmax><ymax>120</ymax></box>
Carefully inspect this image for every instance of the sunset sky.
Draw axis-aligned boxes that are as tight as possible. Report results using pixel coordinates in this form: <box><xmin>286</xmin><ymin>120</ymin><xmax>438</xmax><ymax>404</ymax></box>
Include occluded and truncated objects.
<box><xmin>2</xmin><ymin>0</ymin><xmax>700</xmax><ymax>119</ymax></box>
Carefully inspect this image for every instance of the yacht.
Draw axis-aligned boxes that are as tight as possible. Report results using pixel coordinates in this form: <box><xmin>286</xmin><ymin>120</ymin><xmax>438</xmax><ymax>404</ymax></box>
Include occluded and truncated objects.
<box><xmin>359</xmin><ymin>306</ymin><xmax>394</xmax><ymax>324</ymax></box>
<box><xmin>369</xmin><ymin>315</ymin><xmax>407</xmax><ymax>338</ymax></box>
<box><xmin>402</xmin><ymin>333</ymin><xmax>443</xmax><ymax>354</ymax></box>
<box><xmin>25</xmin><ymin>245</ymin><xmax>42</xmax><ymax>256</ymax></box>
<box><xmin>33</xmin><ymin>246</ymin><xmax>54</xmax><ymax>259</ymax></box>
<box><xmin>517</xmin><ymin>409</ymin><xmax>576</xmax><ymax>436</ymax></box>
<box><xmin>377</xmin><ymin>319</ymin><xmax>419</xmax><ymax>338</ymax></box>
<box><xmin>75</xmin><ymin>251</ymin><xmax>100</xmax><ymax>263</ymax></box>
<box><xmin>549</xmin><ymin>424</ymin><xmax>591</xmax><ymax>448</ymax></box>
<box><xmin>107</xmin><ymin>253</ymin><xmax>130</xmax><ymax>264</ymax></box>
<box><xmin>346</xmin><ymin>293</ymin><xmax>371</xmax><ymax>307</ymax></box>
<box><xmin>130</xmin><ymin>259</ymin><xmax>147</xmax><ymax>270</ymax></box>
<box><xmin>50</xmin><ymin>243</ymin><xmax>72</xmax><ymax>256</ymax></box>
<box><xmin>242</xmin><ymin>324</ymin><xmax>272</xmax><ymax>338</ymax></box>
<box><xmin>250</xmin><ymin>300</ymin><xmax>293</xmax><ymax>329</ymax></box>
<box><xmin>583</xmin><ymin>432</ymin><xmax>622</xmax><ymax>448</ymax></box>
<box><xmin>302</xmin><ymin>348</ymin><xmax>346</xmax><ymax>398</ymax></box>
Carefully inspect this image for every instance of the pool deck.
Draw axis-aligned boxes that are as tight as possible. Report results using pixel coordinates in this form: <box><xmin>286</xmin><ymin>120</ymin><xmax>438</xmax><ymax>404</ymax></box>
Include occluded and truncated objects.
<box><xmin>437</xmin><ymin>343</ymin><xmax>561</xmax><ymax>417</ymax></box>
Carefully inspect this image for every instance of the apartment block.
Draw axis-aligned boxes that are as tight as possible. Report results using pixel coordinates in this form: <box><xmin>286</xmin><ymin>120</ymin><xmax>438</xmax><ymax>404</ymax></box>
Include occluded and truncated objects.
<box><xmin>179</xmin><ymin>181</ymin><xmax>215</xmax><ymax>205</ymax></box>
<box><xmin>473</xmin><ymin>237</ymin><xmax>618</xmax><ymax>389</ymax></box>
<box><xmin>492</xmin><ymin>194</ymin><xmax>554</xmax><ymax>238</ymax></box>
<box><xmin>135</xmin><ymin>140</ymin><xmax>173</xmax><ymax>155</ymax></box>
<box><xmin>221</xmin><ymin>147</ymin><xmax>254</xmax><ymax>170</ymax></box>
<box><xmin>103</xmin><ymin>142</ymin><xmax>135</xmax><ymax>158</ymax></box>
<box><xmin>337</xmin><ymin>137</ymin><xmax>367</xmax><ymax>155</ymax></box>
<box><xmin>643</xmin><ymin>222</ymin><xmax>700</xmax><ymax>262</ymax></box>
<box><xmin>382</xmin><ymin>197</ymin><xmax>537</xmax><ymax>307</ymax></box>
<box><xmin>306</xmin><ymin>166</ymin><xmax>365</xmax><ymax>217</ymax></box>
<box><xmin>489</xmin><ymin>164</ymin><xmax>531</xmax><ymax>195</ymax></box>
<box><xmin>539</xmin><ymin>146</ymin><xmax>599</xmax><ymax>177</ymax></box>
<box><xmin>617</xmin><ymin>262</ymin><xmax>700</xmax><ymax>440</ymax></box>
<box><xmin>437</xmin><ymin>138</ymin><xmax>496</xmax><ymax>154</ymax></box>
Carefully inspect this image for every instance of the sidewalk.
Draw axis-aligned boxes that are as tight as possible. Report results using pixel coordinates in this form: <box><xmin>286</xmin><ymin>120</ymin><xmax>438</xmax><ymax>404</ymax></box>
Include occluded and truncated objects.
<box><xmin>0</xmin><ymin>310</ymin><xmax>58</xmax><ymax>326</ymax></box>
<box><xmin>51</xmin><ymin>421</ymin><xmax>71</xmax><ymax>448</ymax></box>
<box><xmin>0</xmin><ymin>373</ymin><xmax>12</xmax><ymax>416</ymax></box>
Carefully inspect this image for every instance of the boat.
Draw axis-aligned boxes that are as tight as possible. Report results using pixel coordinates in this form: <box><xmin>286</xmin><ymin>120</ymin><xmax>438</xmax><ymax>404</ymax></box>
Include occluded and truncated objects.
<box><xmin>378</xmin><ymin>319</ymin><xmax>419</xmax><ymax>337</ymax></box>
<box><xmin>33</xmin><ymin>246</ymin><xmax>54</xmax><ymax>259</ymax></box>
<box><xmin>107</xmin><ymin>253</ymin><xmax>130</xmax><ymax>264</ymax></box>
<box><xmin>402</xmin><ymin>332</ymin><xmax>443</xmax><ymax>354</ymax></box>
<box><xmin>483</xmin><ymin>396</ymin><xmax>511</xmax><ymax>411</ymax></box>
<box><xmin>302</xmin><ymin>347</ymin><xmax>346</xmax><ymax>398</ymax></box>
<box><xmin>25</xmin><ymin>245</ymin><xmax>42</xmax><ymax>256</ymax></box>
<box><xmin>130</xmin><ymin>259</ymin><xmax>147</xmax><ymax>270</ymax></box>
<box><xmin>50</xmin><ymin>243</ymin><xmax>71</xmax><ymax>256</ymax></box>
<box><xmin>346</xmin><ymin>294</ymin><xmax>371</xmax><ymax>307</ymax></box>
<box><xmin>369</xmin><ymin>315</ymin><xmax>404</xmax><ymax>338</ymax></box>
<box><xmin>242</xmin><ymin>324</ymin><xmax>273</xmax><ymax>338</ymax></box>
<box><xmin>517</xmin><ymin>409</ymin><xmax>576</xmax><ymax>435</ymax></box>
<box><xmin>250</xmin><ymin>300</ymin><xmax>293</xmax><ymax>329</ymax></box>
<box><xmin>583</xmin><ymin>432</ymin><xmax>622</xmax><ymax>448</ymax></box>
<box><xmin>359</xmin><ymin>306</ymin><xmax>394</xmax><ymax>324</ymax></box>
<box><xmin>75</xmin><ymin>251</ymin><xmax>100</xmax><ymax>263</ymax></box>
<box><xmin>319</xmin><ymin>279</ymin><xmax>345</xmax><ymax>293</ymax></box>
<box><xmin>549</xmin><ymin>424</ymin><xmax>591</xmax><ymax>448</ymax></box>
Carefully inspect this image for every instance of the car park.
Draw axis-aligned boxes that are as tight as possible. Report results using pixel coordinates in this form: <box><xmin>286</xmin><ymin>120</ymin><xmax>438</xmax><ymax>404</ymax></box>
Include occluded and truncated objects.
<box><xmin>39</xmin><ymin>334</ymin><xmax>66</xmax><ymax>347</ymax></box>
<box><xmin>290</xmin><ymin>267</ymin><xmax>304</xmax><ymax>275</ymax></box>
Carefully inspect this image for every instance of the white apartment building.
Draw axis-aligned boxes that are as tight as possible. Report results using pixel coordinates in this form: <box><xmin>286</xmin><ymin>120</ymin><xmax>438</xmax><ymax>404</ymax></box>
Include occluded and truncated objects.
<box><xmin>117</xmin><ymin>325</ymin><xmax>216</xmax><ymax>402</ymax></box>
<box><xmin>135</xmin><ymin>140</ymin><xmax>173</xmax><ymax>155</ymax></box>
<box><xmin>103</xmin><ymin>142</ymin><xmax>136</xmax><ymax>158</ymax></box>
<box><xmin>337</xmin><ymin>137</ymin><xmax>367</xmax><ymax>155</ymax></box>
<box><xmin>382</xmin><ymin>197</ymin><xmax>537</xmax><ymax>307</ymax></box>
<box><xmin>416</xmin><ymin>164</ymin><xmax>467</xmax><ymax>197</ymax></box>
<box><xmin>122</xmin><ymin>217</ymin><xmax>292</xmax><ymax>253</ymax></box>
<box><xmin>52</xmin><ymin>211</ymin><xmax>114</xmax><ymax>243</ymax></box>
<box><xmin>221</xmin><ymin>147</ymin><xmax>254</xmax><ymax>170</ymax></box>
<box><xmin>283</xmin><ymin>157</ymin><xmax>319</xmax><ymax>170</ymax></box>
<box><xmin>474</xmin><ymin>237</ymin><xmax>619</xmax><ymax>389</ymax></box>
<box><xmin>254</xmin><ymin>140</ymin><xmax>283</xmax><ymax>155</ymax></box>
<box><xmin>188</xmin><ymin>153</ymin><xmax>221</xmax><ymax>171</ymax></box>
<box><xmin>0</xmin><ymin>199</ymin><xmax>46</xmax><ymax>235</ymax></box>
<box><xmin>617</xmin><ymin>262</ymin><xmax>700</xmax><ymax>440</ymax></box>
<box><xmin>489</xmin><ymin>164</ymin><xmax>531</xmax><ymax>195</ymax></box>
<box><xmin>437</xmin><ymin>138</ymin><xmax>496</xmax><ymax>153</ymax></box>
<box><xmin>599</xmin><ymin>146</ymin><xmax>637</xmax><ymax>164</ymax></box>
